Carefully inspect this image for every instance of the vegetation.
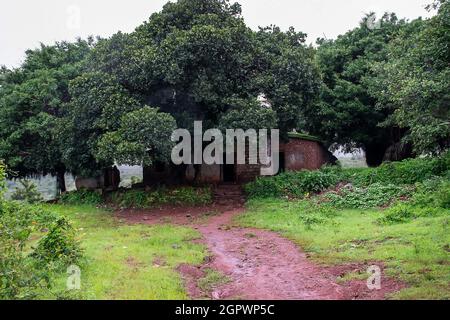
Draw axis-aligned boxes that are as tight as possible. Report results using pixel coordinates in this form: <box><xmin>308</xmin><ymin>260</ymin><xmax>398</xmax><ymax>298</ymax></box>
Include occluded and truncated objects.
<box><xmin>1</xmin><ymin>163</ymin><xmax>207</xmax><ymax>300</ymax></box>
<box><xmin>371</xmin><ymin>0</ymin><xmax>450</xmax><ymax>155</ymax></box>
<box><xmin>10</xmin><ymin>180</ymin><xmax>43</xmax><ymax>204</ymax></box>
<box><xmin>245</xmin><ymin>152</ymin><xmax>450</xmax><ymax>199</ymax></box>
<box><xmin>244</xmin><ymin>168</ymin><xmax>340</xmax><ymax>199</ymax></box>
<box><xmin>238</xmin><ymin>158</ymin><xmax>450</xmax><ymax>299</ymax></box>
<box><xmin>0</xmin><ymin>164</ymin><xmax>84</xmax><ymax>299</ymax></box>
<box><xmin>36</xmin><ymin>204</ymin><xmax>207</xmax><ymax>299</ymax></box>
<box><xmin>1</xmin><ymin>0</ymin><xmax>321</xmax><ymax>182</ymax></box>
<box><xmin>1</xmin><ymin>0</ymin><xmax>448</xmax><ymax>178</ymax></box>
<box><xmin>303</xmin><ymin>1</ymin><xmax>449</xmax><ymax>165</ymax></box>
<box><xmin>307</xmin><ymin>13</ymin><xmax>408</xmax><ymax>166</ymax></box>
<box><xmin>0</xmin><ymin>40</ymin><xmax>93</xmax><ymax>191</ymax></box>
<box><xmin>59</xmin><ymin>186</ymin><xmax>213</xmax><ymax>209</ymax></box>
<box><xmin>0</xmin><ymin>0</ymin><xmax>449</xmax><ymax>301</ymax></box>
<box><xmin>324</xmin><ymin>183</ymin><xmax>411</xmax><ymax>209</ymax></box>
<box><xmin>59</xmin><ymin>189</ymin><xmax>104</xmax><ymax>206</ymax></box>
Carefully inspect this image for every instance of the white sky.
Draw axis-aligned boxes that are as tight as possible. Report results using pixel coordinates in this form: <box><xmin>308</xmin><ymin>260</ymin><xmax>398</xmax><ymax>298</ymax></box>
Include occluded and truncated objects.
<box><xmin>0</xmin><ymin>0</ymin><xmax>434</xmax><ymax>68</ymax></box>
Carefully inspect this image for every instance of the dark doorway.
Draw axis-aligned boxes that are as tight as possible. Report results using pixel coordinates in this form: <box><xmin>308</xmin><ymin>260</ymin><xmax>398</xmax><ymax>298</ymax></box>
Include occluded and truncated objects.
<box><xmin>223</xmin><ymin>164</ymin><xmax>236</xmax><ymax>183</ymax></box>
<box><xmin>279</xmin><ymin>152</ymin><xmax>286</xmax><ymax>174</ymax></box>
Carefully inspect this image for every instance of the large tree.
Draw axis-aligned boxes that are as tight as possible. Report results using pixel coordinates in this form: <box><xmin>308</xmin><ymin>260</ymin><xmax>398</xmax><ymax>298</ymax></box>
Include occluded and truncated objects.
<box><xmin>0</xmin><ymin>40</ymin><xmax>92</xmax><ymax>191</ymax></box>
<box><xmin>62</xmin><ymin>0</ymin><xmax>320</xmax><ymax>179</ymax></box>
<box><xmin>82</xmin><ymin>0</ymin><xmax>320</xmax><ymax>135</ymax></box>
<box><xmin>304</xmin><ymin>14</ymin><xmax>408</xmax><ymax>166</ymax></box>
<box><xmin>370</xmin><ymin>1</ymin><xmax>450</xmax><ymax>155</ymax></box>
<box><xmin>58</xmin><ymin>72</ymin><xmax>141</xmax><ymax>177</ymax></box>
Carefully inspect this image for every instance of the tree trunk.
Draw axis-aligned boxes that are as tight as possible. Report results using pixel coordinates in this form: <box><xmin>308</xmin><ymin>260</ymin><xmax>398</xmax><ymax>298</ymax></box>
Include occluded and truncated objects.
<box><xmin>364</xmin><ymin>143</ymin><xmax>389</xmax><ymax>167</ymax></box>
<box><xmin>383</xmin><ymin>142</ymin><xmax>414</xmax><ymax>162</ymax></box>
<box><xmin>143</xmin><ymin>166</ymin><xmax>151</xmax><ymax>187</ymax></box>
<box><xmin>56</xmin><ymin>170</ymin><xmax>66</xmax><ymax>194</ymax></box>
<box><xmin>193</xmin><ymin>164</ymin><xmax>201</xmax><ymax>185</ymax></box>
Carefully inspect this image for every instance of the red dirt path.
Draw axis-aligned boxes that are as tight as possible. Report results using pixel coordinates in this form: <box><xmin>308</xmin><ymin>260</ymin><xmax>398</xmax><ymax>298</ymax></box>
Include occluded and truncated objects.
<box><xmin>116</xmin><ymin>204</ymin><xmax>404</xmax><ymax>300</ymax></box>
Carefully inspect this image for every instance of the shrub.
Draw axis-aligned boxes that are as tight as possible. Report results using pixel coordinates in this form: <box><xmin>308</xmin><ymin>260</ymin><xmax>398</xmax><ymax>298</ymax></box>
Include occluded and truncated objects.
<box><xmin>110</xmin><ymin>187</ymin><xmax>213</xmax><ymax>209</ymax></box>
<box><xmin>410</xmin><ymin>178</ymin><xmax>450</xmax><ymax>209</ymax></box>
<box><xmin>325</xmin><ymin>183</ymin><xmax>412</xmax><ymax>209</ymax></box>
<box><xmin>378</xmin><ymin>203</ymin><xmax>446</xmax><ymax>225</ymax></box>
<box><xmin>166</xmin><ymin>187</ymin><xmax>212</xmax><ymax>206</ymax></box>
<box><xmin>59</xmin><ymin>189</ymin><xmax>103</xmax><ymax>205</ymax></box>
<box><xmin>344</xmin><ymin>152</ymin><xmax>450</xmax><ymax>186</ymax></box>
<box><xmin>111</xmin><ymin>190</ymin><xmax>150</xmax><ymax>208</ymax></box>
<box><xmin>0</xmin><ymin>201</ymin><xmax>81</xmax><ymax>299</ymax></box>
<box><xmin>0</xmin><ymin>164</ymin><xmax>83</xmax><ymax>299</ymax></box>
<box><xmin>10</xmin><ymin>180</ymin><xmax>43</xmax><ymax>204</ymax></box>
<box><xmin>436</xmin><ymin>186</ymin><xmax>450</xmax><ymax>209</ymax></box>
<box><xmin>244</xmin><ymin>152</ymin><xmax>450</xmax><ymax>200</ymax></box>
<box><xmin>378</xmin><ymin>177</ymin><xmax>450</xmax><ymax>225</ymax></box>
<box><xmin>245</xmin><ymin>168</ymin><xmax>340</xmax><ymax>199</ymax></box>
<box><xmin>32</xmin><ymin>217</ymin><xmax>84</xmax><ymax>269</ymax></box>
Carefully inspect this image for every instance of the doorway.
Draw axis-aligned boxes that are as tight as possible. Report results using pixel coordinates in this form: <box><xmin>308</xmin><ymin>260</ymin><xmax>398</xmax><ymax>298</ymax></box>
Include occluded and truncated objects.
<box><xmin>223</xmin><ymin>163</ymin><xmax>236</xmax><ymax>183</ymax></box>
<box><xmin>279</xmin><ymin>152</ymin><xmax>286</xmax><ymax>174</ymax></box>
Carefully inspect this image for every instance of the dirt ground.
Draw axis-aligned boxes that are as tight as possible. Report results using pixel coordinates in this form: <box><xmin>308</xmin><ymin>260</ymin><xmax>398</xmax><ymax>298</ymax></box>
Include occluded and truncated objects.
<box><xmin>116</xmin><ymin>203</ymin><xmax>405</xmax><ymax>300</ymax></box>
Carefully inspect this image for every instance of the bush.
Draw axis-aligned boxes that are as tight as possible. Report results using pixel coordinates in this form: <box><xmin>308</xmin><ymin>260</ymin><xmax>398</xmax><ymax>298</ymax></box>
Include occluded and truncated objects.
<box><xmin>378</xmin><ymin>203</ymin><xmax>446</xmax><ymax>225</ymax></box>
<box><xmin>111</xmin><ymin>190</ymin><xmax>149</xmax><ymax>208</ymax></box>
<box><xmin>245</xmin><ymin>168</ymin><xmax>340</xmax><ymax>199</ymax></box>
<box><xmin>0</xmin><ymin>164</ymin><xmax>83</xmax><ymax>299</ymax></box>
<box><xmin>325</xmin><ymin>183</ymin><xmax>412</xmax><ymax>209</ymax></box>
<box><xmin>378</xmin><ymin>176</ymin><xmax>450</xmax><ymax>225</ymax></box>
<box><xmin>32</xmin><ymin>217</ymin><xmax>84</xmax><ymax>269</ymax></box>
<box><xmin>343</xmin><ymin>152</ymin><xmax>450</xmax><ymax>186</ymax></box>
<box><xmin>59</xmin><ymin>189</ymin><xmax>103</xmax><ymax>205</ymax></box>
<box><xmin>110</xmin><ymin>187</ymin><xmax>213</xmax><ymax>209</ymax></box>
<box><xmin>244</xmin><ymin>152</ymin><xmax>450</xmax><ymax>200</ymax></box>
<box><xmin>166</xmin><ymin>187</ymin><xmax>213</xmax><ymax>206</ymax></box>
<box><xmin>10</xmin><ymin>180</ymin><xmax>43</xmax><ymax>204</ymax></box>
<box><xmin>410</xmin><ymin>177</ymin><xmax>450</xmax><ymax>209</ymax></box>
<box><xmin>0</xmin><ymin>200</ymin><xmax>83</xmax><ymax>299</ymax></box>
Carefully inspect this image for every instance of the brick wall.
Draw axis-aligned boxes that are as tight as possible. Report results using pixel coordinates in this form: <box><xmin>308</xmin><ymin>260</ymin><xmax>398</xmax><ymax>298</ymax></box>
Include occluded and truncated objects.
<box><xmin>283</xmin><ymin>139</ymin><xmax>327</xmax><ymax>171</ymax></box>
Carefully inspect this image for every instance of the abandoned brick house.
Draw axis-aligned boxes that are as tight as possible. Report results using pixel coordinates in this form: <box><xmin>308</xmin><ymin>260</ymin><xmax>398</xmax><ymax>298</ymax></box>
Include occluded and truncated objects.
<box><xmin>75</xmin><ymin>89</ymin><xmax>335</xmax><ymax>189</ymax></box>
<box><xmin>75</xmin><ymin>132</ymin><xmax>335</xmax><ymax>190</ymax></box>
<box><xmin>142</xmin><ymin>132</ymin><xmax>335</xmax><ymax>186</ymax></box>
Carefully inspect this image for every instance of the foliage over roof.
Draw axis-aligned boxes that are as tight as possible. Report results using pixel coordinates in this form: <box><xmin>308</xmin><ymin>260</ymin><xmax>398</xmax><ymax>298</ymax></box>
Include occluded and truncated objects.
<box><xmin>287</xmin><ymin>132</ymin><xmax>322</xmax><ymax>143</ymax></box>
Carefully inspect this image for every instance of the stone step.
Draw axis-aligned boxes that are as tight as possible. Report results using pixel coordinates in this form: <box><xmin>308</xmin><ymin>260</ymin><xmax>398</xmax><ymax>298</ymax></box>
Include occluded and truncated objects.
<box><xmin>213</xmin><ymin>192</ymin><xmax>243</xmax><ymax>196</ymax></box>
<box><xmin>213</xmin><ymin>184</ymin><xmax>245</xmax><ymax>205</ymax></box>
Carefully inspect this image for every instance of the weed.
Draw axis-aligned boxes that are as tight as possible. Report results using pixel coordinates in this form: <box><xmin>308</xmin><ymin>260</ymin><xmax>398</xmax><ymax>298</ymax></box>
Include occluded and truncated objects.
<box><xmin>197</xmin><ymin>268</ymin><xmax>230</xmax><ymax>294</ymax></box>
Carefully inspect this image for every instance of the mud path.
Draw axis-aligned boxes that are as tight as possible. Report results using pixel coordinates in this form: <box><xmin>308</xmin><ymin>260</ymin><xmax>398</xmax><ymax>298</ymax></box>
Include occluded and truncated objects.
<box><xmin>194</xmin><ymin>207</ymin><xmax>344</xmax><ymax>300</ymax></box>
<box><xmin>117</xmin><ymin>204</ymin><xmax>404</xmax><ymax>300</ymax></box>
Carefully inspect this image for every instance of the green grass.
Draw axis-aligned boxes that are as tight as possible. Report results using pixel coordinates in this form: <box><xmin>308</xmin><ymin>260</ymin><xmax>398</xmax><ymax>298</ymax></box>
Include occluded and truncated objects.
<box><xmin>197</xmin><ymin>268</ymin><xmax>231</xmax><ymax>294</ymax></box>
<box><xmin>236</xmin><ymin>198</ymin><xmax>450</xmax><ymax>300</ymax></box>
<box><xmin>41</xmin><ymin>204</ymin><xmax>206</xmax><ymax>300</ymax></box>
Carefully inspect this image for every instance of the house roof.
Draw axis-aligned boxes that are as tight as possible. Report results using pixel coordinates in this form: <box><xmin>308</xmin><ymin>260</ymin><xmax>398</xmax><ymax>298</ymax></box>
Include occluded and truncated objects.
<box><xmin>287</xmin><ymin>132</ymin><xmax>322</xmax><ymax>143</ymax></box>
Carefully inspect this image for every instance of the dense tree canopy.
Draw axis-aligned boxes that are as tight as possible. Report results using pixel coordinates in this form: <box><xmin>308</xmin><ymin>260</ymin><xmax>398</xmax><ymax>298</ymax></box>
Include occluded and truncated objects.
<box><xmin>303</xmin><ymin>13</ymin><xmax>408</xmax><ymax>166</ymax></box>
<box><xmin>0</xmin><ymin>0</ymin><xmax>449</xmax><ymax>182</ymax></box>
<box><xmin>0</xmin><ymin>39</ymin><xmax>92</xmax><ymax>190</ymax></box>
<box><xmin>96</xmin><ymin>106</ymin><xmax>177</xmax><ymax>166</ymax></box>
<box><xmin>303</xmin><ymin>1</ymin><xmax>449</xmax><ymax>165</ymax></box>
<box><xmin>371</xmin><ymin>1</ymin><xmax>450</xmax><ymax>155</ymax></box>
<box><xmin>83</xmin><ymin>0</ymin><xmax>320</xmax><ymax>135</ymax></box>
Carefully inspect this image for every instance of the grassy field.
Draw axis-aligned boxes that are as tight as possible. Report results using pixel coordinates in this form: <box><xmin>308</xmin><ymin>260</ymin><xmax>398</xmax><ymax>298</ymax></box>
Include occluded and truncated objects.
<box><xmin>41</xmin><ymin>204</ymin><xmax>206</xmax><ymax>300</ymax></box>
<box><xmin>236</xmin><ymin>198</ymin><xmax>450</xmax><ymax>299</ymax></box>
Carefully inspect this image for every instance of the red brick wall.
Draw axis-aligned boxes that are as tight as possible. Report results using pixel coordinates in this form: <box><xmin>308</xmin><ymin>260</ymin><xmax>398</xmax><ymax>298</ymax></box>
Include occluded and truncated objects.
<box><xmin>283</xmin><ymin>139</ymin><xmax>327</xmax><ymax>171</ymax></box>
<box><xmin>236</xmin><ymin>163</ymin><xmax>261</xmax><ymax>183</ymax></box>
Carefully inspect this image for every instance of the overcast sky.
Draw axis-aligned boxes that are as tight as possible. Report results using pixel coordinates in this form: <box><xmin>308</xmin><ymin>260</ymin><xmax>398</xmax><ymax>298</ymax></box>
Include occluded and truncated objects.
<box><xmin>0</xmin><ymin>0</ymin><xmax>434</xmax><ymax>68</ymax></box>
